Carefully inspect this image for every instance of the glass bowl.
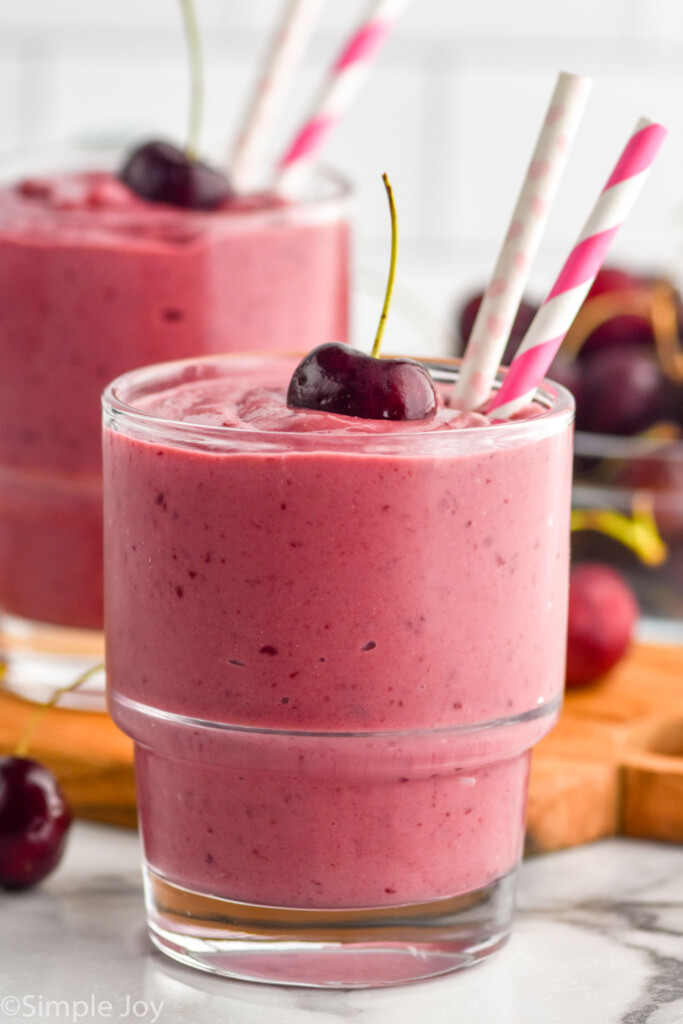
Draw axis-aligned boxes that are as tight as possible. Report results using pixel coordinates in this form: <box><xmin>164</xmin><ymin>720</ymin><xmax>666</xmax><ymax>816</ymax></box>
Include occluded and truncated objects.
<box><xmin>571</xmin><ymin>428</ymin><xmax>683</xmax><ymax>634</ymax></box>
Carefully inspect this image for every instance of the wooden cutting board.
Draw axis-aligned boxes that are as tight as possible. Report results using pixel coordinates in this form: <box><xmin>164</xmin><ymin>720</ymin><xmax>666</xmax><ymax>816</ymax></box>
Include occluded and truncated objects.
<box><xmin>0</xmin><ymin>642</ymin><xmax>681</xmax><ymax>849</ymax></box>
<box><xmin>527</xmin><ymin>641</ymin><xmax>683</xmax><ymax>851</ymax></box>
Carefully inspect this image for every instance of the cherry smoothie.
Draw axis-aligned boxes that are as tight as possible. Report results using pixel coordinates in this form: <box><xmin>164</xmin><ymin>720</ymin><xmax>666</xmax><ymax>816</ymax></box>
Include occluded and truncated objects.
<box><xmin>104</xmin><ymin>354</ymin><xmax>574</xmax><ymax>916</ymax></box>
<box><xmin>0</xmin><ymin>168</ymin><xmax>349</xmax><ymax>630</ymax></box>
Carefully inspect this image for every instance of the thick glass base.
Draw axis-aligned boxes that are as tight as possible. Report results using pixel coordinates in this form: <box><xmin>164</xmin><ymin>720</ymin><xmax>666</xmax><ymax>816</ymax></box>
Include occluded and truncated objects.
<box><xmin>143</xmin><ymin>865</ymin><xmax>516</xmax><ymax>988</ymax></box>
<box><xmin>0</xmin><ymin>613</ymin><xmax>105</xmax><ymax>709</ymax></box>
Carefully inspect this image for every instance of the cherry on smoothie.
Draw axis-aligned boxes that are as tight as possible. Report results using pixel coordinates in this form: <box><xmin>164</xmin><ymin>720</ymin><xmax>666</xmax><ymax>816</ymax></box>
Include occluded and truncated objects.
<box><xmin>288</xmin><ymin>174</ymin><xmax>437</xmax><ymax>421</ymax></box>
<box><xmin>119</xmin><ymin>2</ymin><xmax>231</xmax><ymax>210</ymax></box>
<box><xmin>119</xmin><ymin>140</ymin><xmax>232</xmax><ymax>210</ymax></box>
<box><xmin>287</xmin><ymin>342</ymin><xmax>437</xmax><ymax>421</ymax></box>
<box><xmin>0</xmin><ymin>756</ymin><xmax>71</xmax><ymax>890</ymax></box>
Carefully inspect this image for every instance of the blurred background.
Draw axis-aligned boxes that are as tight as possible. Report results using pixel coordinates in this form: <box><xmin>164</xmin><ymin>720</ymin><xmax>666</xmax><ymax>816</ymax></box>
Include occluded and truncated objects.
<box><xmin>0</xmin><ymin>0</ymin><xmax>680</xmax><ymax>352</ymax></box>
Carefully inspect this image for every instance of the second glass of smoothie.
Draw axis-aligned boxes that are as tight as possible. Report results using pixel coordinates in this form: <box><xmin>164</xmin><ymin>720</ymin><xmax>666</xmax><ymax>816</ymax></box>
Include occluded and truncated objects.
<box><xmin>0</xmin><ymin>151</ymin><xmax>350</xmax><ymax>702</ymax></box>
<box><xmin>103</xmin><ymin>352</ymin><xmax>574</xmax><ymax>987</ymax></box>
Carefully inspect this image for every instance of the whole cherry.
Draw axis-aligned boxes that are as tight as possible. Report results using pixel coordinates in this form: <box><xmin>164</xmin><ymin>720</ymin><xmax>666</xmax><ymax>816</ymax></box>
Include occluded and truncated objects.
<box><xmin>288</xmin><ymin>174</ymin><xmax>437</xmax><ymax>421</ymax></box>
<box><xmin>565</xmin><ymin>563</ymin><xmax>638</xmax><ymax>688</ymax></box>
<box><xmin>0</xmin><ymin>664</ymin><xmax>100</xmax><ymax>889</ymax></box>
<box><xmin>575</xmin><ymin>347</ymin><xmax>667</xmax><ymax>436</ymax></box>
<box><xmin>0</xmin><ymin>757</ymin><xmax>71</xmax><ymax>889</ymax></box>
<box><xmin>118</xmin><ymin>2</ymin><xmax>231</xmax><ymax>210</ymax></box>
<box><xmin>570</xmin><ymin>266</ymin><xmax>656</xmax><ymax>362</ymax></box>
<box><xmin>586</xmin><ymin>266</ymin><xmax>642</xmax><ymax>300</ymax></box>
<box><xmin>119</xmin><ymin>140</ymin><xmax>232</xmax><ymax>210</ymax></box>
<box><xmin>288</xmin><ymin>342</ymin><xmax>437</xmax><ymax>421</ymax></box>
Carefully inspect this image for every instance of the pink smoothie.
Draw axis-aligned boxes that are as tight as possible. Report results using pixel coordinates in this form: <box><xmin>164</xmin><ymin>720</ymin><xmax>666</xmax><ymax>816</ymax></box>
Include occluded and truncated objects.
<box><xmin>0</xmin><ymin>171</ymin><xmax>349</xmax><ymax>629</ymax></box>
<box><xmin>104</xmin><ymin>355</ymin><xmax>573</xmax><ymax>909</ymax></box>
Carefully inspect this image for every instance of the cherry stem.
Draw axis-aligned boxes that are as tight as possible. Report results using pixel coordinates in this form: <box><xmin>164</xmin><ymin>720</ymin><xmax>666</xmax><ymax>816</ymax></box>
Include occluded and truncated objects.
<box><xmin>371</xmin><ymin>173</ymin><xmax>398</xmax><ymax>360</ymax></box>
<box><xmin>14</xmin><ymin>663</ymin><xmax>105</xmax><ymax>759</ymax></box>
<box><xmin>178</xmin><ymin>0</ymin><xmax>204</xmax><ymax>160</ymax></box>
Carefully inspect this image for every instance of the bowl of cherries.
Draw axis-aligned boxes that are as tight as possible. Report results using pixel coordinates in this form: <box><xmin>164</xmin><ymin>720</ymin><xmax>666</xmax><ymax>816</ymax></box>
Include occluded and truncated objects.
<box><xmin>457</xmin><ymin>266</ymin><xmax>683</xmax><ymax>630</ymax></box>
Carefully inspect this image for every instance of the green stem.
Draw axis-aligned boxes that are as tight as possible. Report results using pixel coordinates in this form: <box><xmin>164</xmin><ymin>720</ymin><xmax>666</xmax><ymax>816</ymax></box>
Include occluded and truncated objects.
<box><xmin>179</xmin><ymin>0</ymin><xmax>203</xmax><ymax>159</ymax></box>
<box><xmin>14</xmin><ymin>663</ymin><xmax>105</xmax><ymax>759</ymax></box>
<box><xmin>570</xmin><ymin>503</ymin><xmax>668</xmax><ymax>568</ymax></box>
<box><xmin>371</xmin><ymin>173</ymin><xmax>398</xmax><ymax>359</ymax></box>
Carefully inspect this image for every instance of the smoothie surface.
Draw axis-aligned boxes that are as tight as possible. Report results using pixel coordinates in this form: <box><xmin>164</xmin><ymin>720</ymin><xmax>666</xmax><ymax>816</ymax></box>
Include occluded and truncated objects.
<box><xmin>0</xmin><ymin>172</ymin><xmax>286</xmax><ymax>248</ymax></box>
<box><xmin>137</xmin><ymin>371</ymin><xmax>487</xmax><ymax>435</ymax></box>
<box><xmin>129</xmin><ymin>356</ymin><xmax>547</xmax><ymax>435</ymax></box>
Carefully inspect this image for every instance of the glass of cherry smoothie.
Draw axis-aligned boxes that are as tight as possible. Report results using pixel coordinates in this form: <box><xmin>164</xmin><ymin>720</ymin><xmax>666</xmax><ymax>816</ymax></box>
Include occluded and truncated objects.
<box><xmin>102</xmin><ymin>351</ymin><xmax>574</xmax><ymax>987</ymax></box>
<box><xmin>0</xmin><ymin>148</ymin><xmax>350</xmax><ymax>705</ymax></box>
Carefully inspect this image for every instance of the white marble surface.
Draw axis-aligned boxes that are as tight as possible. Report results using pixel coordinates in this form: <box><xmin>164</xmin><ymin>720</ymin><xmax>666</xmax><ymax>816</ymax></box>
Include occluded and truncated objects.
<box><xmin>0</xmin><ymin>824</ymin><xmax>682</xmax><ymax>1023</ymax></box>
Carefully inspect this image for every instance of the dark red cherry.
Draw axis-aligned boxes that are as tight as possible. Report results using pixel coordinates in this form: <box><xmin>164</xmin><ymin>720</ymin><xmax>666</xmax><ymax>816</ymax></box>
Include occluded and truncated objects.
<box><xmin>457</xmin><ymin>292</ymin><xmax>537</xmax><ymax>363</ymax></box>
<box><xmin>575</xmin><ymin>347</ymin><xmax>667</xmax><ymax>435</ymax></box>
<box><xmin>287</xmin><ymin>342</ymin><xmax>437</xmax><ymax>421</ymax></box>
<box><xmin>0</xmin><ymin>756</ymin><xmax>72</xmax><ymax>889</ymax></box>
<box><xmin>548</xmin><ymin>352</ymin><xmax>583</xmax><ymax>404</ymax></box>
<box><xmin>587</xmin><ymin>266</ymin><xmax>641</xmax><ymax>299</ymax></box>
<box><xmin>119</xmin><ymin>140</ymin><xmax>232</xmax><ymax>210</ymax></box>
<box><xmin>576</xmin><ymin>268</ymin><xmax>659</xmax><ymax>361</ymax></box>
<box><xmin>577</xmin><ymin>313</ymin><xmax>655</xmax><ymax>362</ymax></box>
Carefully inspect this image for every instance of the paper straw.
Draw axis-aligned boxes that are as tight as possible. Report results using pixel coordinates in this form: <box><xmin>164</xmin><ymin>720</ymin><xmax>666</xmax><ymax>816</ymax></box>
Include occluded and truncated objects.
<box><xmin>275</xmin><ymin>0</ymin><xmax>411</xmax><ymax>198</ymax></box>
<box><xmin>454</xmin><ymin>72</ymin><xmax>592</xmax><ymax>410</ymax></box>
<box><xmin>488</xmin><ymin>117</ymin><xmax>668</xmax><ymax>421</ymax></box>
<box><xmin>230</xmin><ymin>0</ymin><xmax>323</xmax><ymax>193</ymax></box>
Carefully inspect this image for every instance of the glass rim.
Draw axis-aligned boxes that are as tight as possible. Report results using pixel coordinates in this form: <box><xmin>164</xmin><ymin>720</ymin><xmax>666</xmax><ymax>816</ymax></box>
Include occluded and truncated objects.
<box><xmin>102</xmin><ymin>352</ymin><xmax>575</xmax><ymax>455</ymax></box>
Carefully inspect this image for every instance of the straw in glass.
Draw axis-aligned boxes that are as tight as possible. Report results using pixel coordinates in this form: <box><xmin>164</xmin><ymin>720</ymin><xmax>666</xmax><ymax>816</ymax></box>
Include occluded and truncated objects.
<box><xmin>275</xmin><ymin>0</ymin><xmax>411</xmax><ymax>199</ymax></box>
<box><xmin>454</xmin><ymin>72</ymin><xmax>591</xmax><ymax>410</ymax></box>
<box><xmin>230</xmin><ymin>0</ymin><xmax>324</xmax><ymax>193</ymax></box>
<box><xmin>488</xmin><ymin>117</ymin><xmax>668</xmax><ymax>421</ymax></box>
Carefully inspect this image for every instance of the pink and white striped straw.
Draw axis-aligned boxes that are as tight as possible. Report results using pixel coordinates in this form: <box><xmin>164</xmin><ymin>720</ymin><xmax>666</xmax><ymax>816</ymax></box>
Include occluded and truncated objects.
<box><xmin>275</xmin><ymin>0</ymin><xmax>411</xmax><ymax>198</ymax></box>
<box><xmin>230</xmin><ymin>0</ymin><xmax>323</xmax><ymax>193</ymax></box>
<box><xmin>454</xmin><ymin>72</ymin><xmax>591</xmax><ymax>411</ymax></box>
<box><xmin>488</xmin><ymin>117</ymin><xmax>667</xmax><ymax>421</ymax></box>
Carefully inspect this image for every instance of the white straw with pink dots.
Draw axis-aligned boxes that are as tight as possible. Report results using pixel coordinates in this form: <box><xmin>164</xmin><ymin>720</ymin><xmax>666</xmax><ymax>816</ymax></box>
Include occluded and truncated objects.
<box><xmin>454</xmin><ymin>72</ymin><xmax>591</xmax><ymax>411</ymax></box>
<box><xmin>488</xmin><ymin>117</ymin><xmax>667</xmax><ymax>421</ymax></box>
<box><xmin>275</xmin><ymin>0</ymin><xmax>411</xmax><ymax>199</ymax></box>
<box><xmin>230</xmin><ymin>0</ymin><xmax>323</xmax><ymax>193</ymax></box>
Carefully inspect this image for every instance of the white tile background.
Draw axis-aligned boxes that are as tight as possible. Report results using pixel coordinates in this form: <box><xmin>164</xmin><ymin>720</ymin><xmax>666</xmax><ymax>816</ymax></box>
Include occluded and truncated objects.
<box><xmin>1</xmin><ymin>0</ymin><xmax>682</xmax><ymax>352</ymax></box>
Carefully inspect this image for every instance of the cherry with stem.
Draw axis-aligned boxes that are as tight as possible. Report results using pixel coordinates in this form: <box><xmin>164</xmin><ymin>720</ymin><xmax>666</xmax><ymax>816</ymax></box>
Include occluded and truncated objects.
<box><xmin>119</xmin><ymin>0</ymin><xmax>232</xmax><ymax>209</ymax></box>
<box><xmin>0</xmin><ymin>663</ymin><xmax>103</xmax><ymax>890</ymax></box>
<box><xmin>287</xmin><ymin>173</ymin><xmax>437</xmax><ymax>421</ymax></box>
